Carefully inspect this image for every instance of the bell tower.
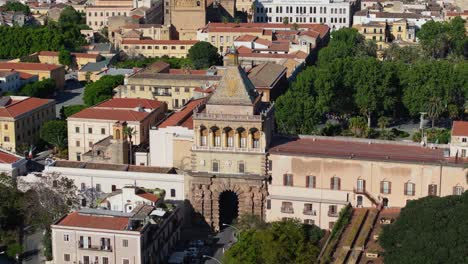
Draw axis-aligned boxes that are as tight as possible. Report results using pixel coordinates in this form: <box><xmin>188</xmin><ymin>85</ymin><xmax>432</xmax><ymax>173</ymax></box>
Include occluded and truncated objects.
<box><xmin>112</xmin><ymin>121</ymin><xmax>128</xmax><ymax>141</ymax></box>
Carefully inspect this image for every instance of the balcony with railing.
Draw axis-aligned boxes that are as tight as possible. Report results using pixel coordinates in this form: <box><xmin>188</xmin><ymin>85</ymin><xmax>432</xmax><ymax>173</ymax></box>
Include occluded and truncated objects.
<box><xmin>328</xmin><ymin>211</ymin><xmax>339</xmax><ymax>217</ymax></box>
<box><xmin>281</xmin><ymin>207</ymin><xmax>294</xmax><ymax>214</ymax></box>
<box><xmin>191</xmin><ymin>145</ymin><xmax>264</xmax><ymax>153</ymax></box>
<box><xmin>303</xmin><ymin>209</ymin><xmax>316</xmax><ymax>216</ymax></box>
<box><xmin>78</xmin><ymin>242</ymin><xmax>112</xmax><ymax>252</ymax></box>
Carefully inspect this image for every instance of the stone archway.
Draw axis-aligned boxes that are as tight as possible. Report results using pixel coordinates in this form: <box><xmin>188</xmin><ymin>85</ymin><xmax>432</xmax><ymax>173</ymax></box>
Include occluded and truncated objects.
<box><xmin>188</xmin><ymin>175</ymin><xmax>267</xmax><ymax>230</ymax></box>
<box><xmin>218</xmin><ymin>190</ymin><xmax>239</xmax><ymax>228</ymax></box>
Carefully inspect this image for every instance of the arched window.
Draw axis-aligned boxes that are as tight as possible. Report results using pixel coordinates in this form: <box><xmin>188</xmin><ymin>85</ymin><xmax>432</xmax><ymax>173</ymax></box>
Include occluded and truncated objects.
<box><xmin>251</xmin><ymin>129</ymin><xmax>261</xmax><ymax>148</ymax></box>
<box><xmin>200</xmin><ymin>126</ymin><xmax>208</xmax><ymax>146</ymax></box>
<box><xmin>238</xmin><ymin>128</ymin><xmax>247</xmax><ymax>148</ymax></box>
<box><xmin>196</xmin><ymin>0</ymin><xmax>200</xmax><ymax>6</ymax></box>
<box><xmin>224</xmin><ymin>127</ymin><xmax>234</xmax><ymax>147</ymax></box>
<box><xmin>211</xmin><ymin>127</ymin><xmax>221</xmax><ymax>147</ymax></box>
<box><xmin>404</xmin><ymin>182</ymin><xmax>415</xmax><ymax>196</ymax></box>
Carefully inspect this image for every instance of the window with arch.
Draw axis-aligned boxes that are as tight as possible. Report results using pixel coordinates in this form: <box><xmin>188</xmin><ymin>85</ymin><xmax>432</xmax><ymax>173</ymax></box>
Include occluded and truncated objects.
<box><xmin>357</xmin><ymin>178</ymin><xmax>366</xmax><ymax>192</ymax></box>
<box><xmin>380</xmin><ymin>180</ymin><xmax>391</xmax><ymax>194</ymax></box>
<box><xmin>225</xmin><ymin>127</ymin><xmax>234</xmax><ymax>147</ymax></box>
<box><xmin>453</xmin><ymin>186</ymin><xmax>464</xmax><ymax>195</ymax></box>
<box><xmin>212</xmin><ymin>160</ymin><xmax>219</xmax><ymax>172</ymax></box>
<box><xmin>212</xmin><ymin>127</ymin><xmax>221</xmax><ymax>147</ymax></box>
<box><xmin>330</xmin><ymin>177</ymin><xmax>341</xmax><ymax>190</ymax></box>
<box><xmin>238</xmin><ymin>128</ymin><xmax>247</xmax><ymax>148</ymax></box>
<box><xmin>252</xmin><ymin>129</ymin><xmax>261</xmax><ymax>148</ymax></box>
<box><xmin>306</xmin><ymin>175</ymin><xmax>316</xmax><ymax>188</ymax></box>
<box><xmin>404</xmin><ymin>182</ymin><xmax>415</xmax><ymax>196</ymax></box>
<box><xmin>200</xmin><ymin>126</ymin><xmax>208</xmax><ymax>146</ymax></box>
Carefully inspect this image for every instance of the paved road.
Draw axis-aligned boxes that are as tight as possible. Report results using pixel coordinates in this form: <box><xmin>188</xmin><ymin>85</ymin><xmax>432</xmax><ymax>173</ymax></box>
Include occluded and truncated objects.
<box><xmin>22</xmin><ymin>229</ymin><xmax>44</xmax><ymax>264</ymax></box>
<box><xmin>54</xmin><ymin>79</ymin><xmax>85</xmax><ymax>118</ymax></box>
<box><xmin>204</xmin><ymin>227</ymin><xmax>236</xmax><ymax>264</ymax></box>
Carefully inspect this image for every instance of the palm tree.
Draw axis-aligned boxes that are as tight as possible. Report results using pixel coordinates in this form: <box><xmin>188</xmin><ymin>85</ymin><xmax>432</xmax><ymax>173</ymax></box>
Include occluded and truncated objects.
<box><xmin>349</xmin><ymin>116</ymin><xmax>367</xmax><ymax>137</ymax></box>
<box><xmin>377</xmin><ymin>116</ymin><xmax>391</xmax><ymax>131</ymax></box>
<box><xmin>122</xmin><ymin>126</ymin><xmax>136</xmax><ymax>165</ymax></box>
<box><xmin>426</xmin><ymin>97</ymin><xmax>444</xmax><ymax>128</ymax></box>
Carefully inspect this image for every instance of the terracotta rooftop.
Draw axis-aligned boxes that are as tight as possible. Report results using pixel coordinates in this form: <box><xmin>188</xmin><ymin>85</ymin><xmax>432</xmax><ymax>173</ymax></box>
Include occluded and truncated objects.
<box><xmin>38</xmin><ymin>51</ymin><xmax>101</xmax><ymax>59</ymax></box>
<box><xmin>137</xmin><ymin>192</ymin><xmax>159</xmax><ymax>202</ymax></box>
<box><xmin>0</xmin><ymin>62</ymin><xmax>63</xmax><ymax>71</ymax></box>
<box><xmin>452</xmin><ymin>121</ymin><xmax>468</xmax><ymax>136</ymax></box>
<box><xmin>235</xmin><ymin>34</ymin><xmax>258</xmax><ymax>42</ymax></box>
<box><xmin>0</xmin><ymin>151</ymin><xmax>21</xmax><ymax>163</ymax></box>
<box><xmin>0</xmin><ymin>97</ymin><xmax>54</xmax><ymax>119</ymax></box>
<box><xmin>158</xmin><ymin>97</ymin><xmax>206</xmax><ymax>129</ymax></box>
<box><xmin>204</xmin><ymin>23</ymin><xmax>329</xmax><ymax>38</ymax></box>
<box><xmin>56</xmin><ymin>211</ymin><xmax>130</xmax><ymax>231</ymax></box>
<box><xmin>269</xmin><ymin>136</ymin><xmax>455</xmax><ymax>164</ymax></box>
<box><xmin>17</xmin><ymin>72</ymin><xmax>35</xmax><ymax>80</ymax></box>
<box><xmin>96</xmin><ymin>98</ymin><xmax>162</xmax><ymax>109</ymax></box>
<box><xmin>69</xmin><ymin>108</ymin><xmax>150</xmax><ymax>121</ymax></box>
<box><xmin>168</xmin><ymin>69</ymin><xmax>207</xmax><ymax>75</ymax></box>
<box><xmin>121</xmin><ymin>39</ymin><xmax>198</xmax><ymax>45</ymax></box>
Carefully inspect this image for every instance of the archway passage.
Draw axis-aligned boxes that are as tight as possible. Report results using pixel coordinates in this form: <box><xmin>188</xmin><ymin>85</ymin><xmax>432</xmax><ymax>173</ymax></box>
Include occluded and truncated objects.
<box><xmin>219</xmin><ymin>190</ymin><xmax>239</xmax><ymax>229</ymax></box>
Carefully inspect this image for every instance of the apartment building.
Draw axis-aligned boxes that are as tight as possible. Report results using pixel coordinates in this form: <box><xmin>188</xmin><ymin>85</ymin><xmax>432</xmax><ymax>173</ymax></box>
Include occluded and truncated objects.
<box><xmin>0</xmin><ymin>96</ymin><xmax>55</xmax><ymax>152</ymax></box>
<box><xmin>85</xmin><ymin>0</ymin><xmax>163</xmax><ymax>30</ymax></box>
<box><xmin>99</xmin><ymin>185</ymin><xmax>162</xmax><ymax>212</ymax></box>
<box><xmin>51</xmin><ymin>205</ymin><xmax>182</xmax><ymax>264</ymax></box>
<box><xmin>67</xmin><ymin>98</ymin><xmax>166</xmax><ymax>161</ymax></box>
<box><xmin>0</xmin><ymin>149</ymin><xmax>27</xmax><ymax>176</ymax></box>
<box><xmin>353</xmin><ymin>21</ymin><xmax>389</xmax><ymax>50</ymax></box>
<box><xmin>43</xmin><ymin>160</ymin><xmax>184</xmax><ymax>201</ymax></box>
<box><xmin>450</xmin><ymin>121</ymin><xmax>468</xmax><ymax>158</ymax></box>
<box><xmin>0</xmin><ymin>62</ymin><xmax>65</xmax><ymax>89</ymax></box>
<box><xmin>0</xmin><ymin>71</ymin><xmax>21</xmax><ymax>94</ymax></box>
<box><xmin>114</xmin><ymin>62</ymin><xmax>220</xmax><ymax>110</ymax></box>
<box><xmin>353</xmin><ymin>10</ymin><xmax>435</xmax><ymax>29</ymax></box>
<box><xmin>120</xmin><ymin>39</ymin><xmax>198</xmax><ymax>58</ymax></box>
<box><xmin>254</xmin><ymin>0</ymin><xmax>354</xmax><ymax>30</ymax></box>
<box><xmin>36</xmin><ymin>51</ymin><xmax>103</xmax><ymax>70</ymax></box>
<box><xmin>197</xmin><ymin>22</ymin><xmax>330</xmax><ymax>55</ymax></box>
<box><xmin>266</xmin><ymin>136</ymin><xmax>467</xmax><ymax>230</ymax></box>
<box><xmin>110</xmin><ymin>24</ymin><xmax>171</xmax><ymax>49</ymax></box>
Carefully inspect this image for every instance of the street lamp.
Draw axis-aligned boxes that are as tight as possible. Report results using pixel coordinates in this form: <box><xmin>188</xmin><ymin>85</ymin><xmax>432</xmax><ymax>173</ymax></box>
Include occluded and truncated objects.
<box><xmin>203</xmin><ymin>255</ymin><xmax>222</xmax><ymax>264</ymax></box>
<box><xmin>222</xmin><ymin>223</ymin><xmax>240</xmax><ymax>241</ymax></box>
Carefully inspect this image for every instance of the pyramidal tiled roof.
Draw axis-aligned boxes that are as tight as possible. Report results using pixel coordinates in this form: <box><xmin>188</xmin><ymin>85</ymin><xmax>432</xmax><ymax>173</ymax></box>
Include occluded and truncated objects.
<box><xmin>207</xmin><ymin>66</ymin><xmax>258</xmax><ymax>106</ymax></box>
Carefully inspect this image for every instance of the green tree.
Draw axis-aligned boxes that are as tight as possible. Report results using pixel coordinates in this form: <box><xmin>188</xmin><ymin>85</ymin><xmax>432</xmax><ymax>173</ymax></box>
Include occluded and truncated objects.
<box><xmin>417</xmin><ymin>18</ymin><xmax>467</xmax><ymax>58</ymax></box>
<box><xmin>348</xmin><ymin>116</ymin><xmax>367</xmax><ymax>137</ymax></box>
<box><xmin>58</xmin><ymin>6</ymin><xmax>84</xmax><ymax>26</ymax></box>
<box><xmin>19</xmin><ymin>78</ymin><xmax>56</xmax><ymax>98</ymax></box>
<box><xmin>2</xmin><ymin>2</ymin><xmax>30</xmax><ymax>15</ymax></box>
<box><xmin>83</xmin><ymin>75</ymin><xmax>124</xmax><ymax>106</ymax></box>
<box><xmin>377</xmin><ymin>116</ymin><xmax>391</xmax><ymax>130</ymax></box>
<box><xmin>426</xmin><ymin>96</ymin><xmax>444</xmax><ymax>128</ymax></box>
<box><xmin>61</xmin><ymin>105</ymin><xmax>87</xmax><ymax>119</ymax></box>
<box><xmin>39</xmin><ymin>120</ymin><xmax>68</xmax><ymax>150</ymax></box>
<box><xmin>283</xmin><ymin>17</ymin><xmax>289</xmax><ymax>25</ymax></box>
<box><xmin>224</xmin><ymin>218</ymin><xmax>323</xmax><ymax>264</ymax></box>
<box><xmin>122</xmin><ymin>126</ymin><xmax>136</xmax><ymax>164</ymax></box>
<box><xmin>187</xmin><ymin>41</ymin><xmax>222</xmax><ymax>69</ymax></box>
<box><xmin>59</xmin><ymin>49</ymin><xmax>73</xmax><ymax>68</ymax></box>
<box><xmin>380</xmin><ymin>192</ymin><xmax>468</xmax><ymax>264</ymax></box>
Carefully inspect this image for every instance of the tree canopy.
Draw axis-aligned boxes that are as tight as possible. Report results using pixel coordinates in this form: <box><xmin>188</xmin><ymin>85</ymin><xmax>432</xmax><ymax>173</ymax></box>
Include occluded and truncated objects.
<box><xmin>380</xmin><ymin>192</ymin><xmax>468</xmax><ymax>264</ymax></box>
<box><xmin>61</xmin><ymin>104</ymin><xmax>87</xmax><ymax>119</ymax></box>
<box><xmin>83</xmin><ymin>75</ymin><xmax>124</xmax><ymax>106</ymax></box>
<box><xmin>1</xmin><ymin>2</ymin><xmax>30</xmax><ymax>15</ymax></box>
<box><xmin>417</xmin><ymin>17</ymin><xmax>467</xmax><ymax>59</ymax></box>
<box><xmin>40</xmin><ymin>120</ymin><xmax>68</xmax><ymax>150</ymax></box>
<box><xmin>274</xmin><ymin>27</ymin><xmax>468</xmax><ymax>135</ymax></box>
<box><xmin>188</xmin><ymin>41</ymin><xmax>222</xmax><ymax>69</ymax></box>
<box><xmin>18</xmin><ymin>78</ymin><xmax>56</xmax><ymax>98</ymax></box>
<box><xmin>59</xmin><ymin>49</ymin><xmax>73</xmax><ymax>68</ymax></box>
<box><xmin>224</xmin><ymin>217</ymin><xmax>324</xmax><ymax>264</ymax></box>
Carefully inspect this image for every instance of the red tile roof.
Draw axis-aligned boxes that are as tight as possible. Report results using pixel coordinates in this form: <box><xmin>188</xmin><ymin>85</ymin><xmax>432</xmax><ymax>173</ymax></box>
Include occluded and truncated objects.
<box><xmin>0</xmin><ymin>62</ymin><xmax>63</xmax><ymax>71</ymax></box>
<box><xmin>96</xmin><ymin>98</ymin><xmax>162</xmax><ymax>109</ymax></box>
<box><xmin>235</xmin><ymin>34</ymin><xmax>258</xmax><ymax>42</ymax></box>
<box><xmin>204</xmin><ymin>23</ymin><xmax>329</xmax><ymax>38</ymax></box>
<box><xmin>0</xmin><ymin>151</ymin><xmax>20</xmax><ymax>163</ymax></box>
<box><xmin>121</xmin><ymin>39</ymin><xmax>198</xmax><ymax>45</ymax></box>
<box><xmin>137</xmin><ymin>192</ymin><xmax>159</xmax><ymax>202</ymax></box>
<box><xmin>56</xmin><ymin>212</ymin><xmax>130</xmax><ymax>231</ymax></box>
<box><xmin>452</xmin><ymin>121</ymin><xmax>468</xmax><ymax>136</ymax></box>
<box><xmin>38</xmin><ymin>51</ymin><xmax>100</xmax><ymax>59</ymax></box>
<box><xmin>17</xmin><ymin>72</ymin><xmax>36</xmax><ymax>80</ymax></box>
<box><xmin>270</xmin><ymin>137</ymin><xmax>448</xmax><ymax>164</ymax></box>
<box><xmin>69</xmin><ymin>108</ymin><xmax>150</xmax><ymax>121</ymax></box>
<box><xmin>158</xmin><ymin>98</ymin><xmax>206</xmax><ymax>129</ymax></box>
<box><xmin>254</xmin><ymin>38</ymin><xmax>272</xmax><ymax>47</ymax></box>
<box><xmin>0</xmin><ymin>97</ymin><xmax>53</xmax><ymax>119</ymax></box>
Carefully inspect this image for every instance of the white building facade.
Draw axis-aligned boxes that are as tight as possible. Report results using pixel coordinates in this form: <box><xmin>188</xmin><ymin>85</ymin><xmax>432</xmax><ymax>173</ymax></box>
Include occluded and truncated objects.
<box><xmin>254</xmin><ymin>0</ymin><xmax>354</xmax><ymax>30</ymax></box>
